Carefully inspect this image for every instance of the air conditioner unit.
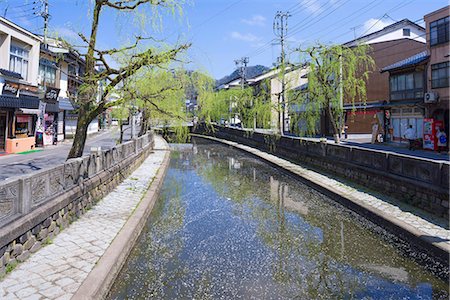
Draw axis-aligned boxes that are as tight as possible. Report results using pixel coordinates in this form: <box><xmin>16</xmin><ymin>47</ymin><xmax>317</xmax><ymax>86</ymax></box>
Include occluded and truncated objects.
<box><xmin>424</xmin><ymin>92</ymin><xmax>438</xmax><ymax>103</ymax></box>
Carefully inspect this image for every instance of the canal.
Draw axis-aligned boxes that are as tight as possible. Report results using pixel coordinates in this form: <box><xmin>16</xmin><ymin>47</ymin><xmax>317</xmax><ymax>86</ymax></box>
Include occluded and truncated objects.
<box><xmin>108</xmin><ymin>138</ymin><xmax>449</xmax><ymax>299</ymax></box>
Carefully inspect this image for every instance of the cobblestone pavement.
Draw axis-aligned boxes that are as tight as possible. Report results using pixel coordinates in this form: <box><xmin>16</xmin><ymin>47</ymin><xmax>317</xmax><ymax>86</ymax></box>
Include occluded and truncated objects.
<box><xmin>0</xmin><ymin>136</ymin><xmax>169</xmax><ymax>300</ymax></box>
<box><xmin>195</xmin><ymin>135</ymin><xmax>450</xmax><ymax>249</ymax></box>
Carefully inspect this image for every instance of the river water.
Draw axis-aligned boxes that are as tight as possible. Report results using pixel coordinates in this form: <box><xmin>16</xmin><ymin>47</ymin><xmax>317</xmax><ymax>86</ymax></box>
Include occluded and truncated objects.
<box><xmin>108</xmin><ymin>139</ymin><xmax>449</xmax><ymax>299</ymax></box>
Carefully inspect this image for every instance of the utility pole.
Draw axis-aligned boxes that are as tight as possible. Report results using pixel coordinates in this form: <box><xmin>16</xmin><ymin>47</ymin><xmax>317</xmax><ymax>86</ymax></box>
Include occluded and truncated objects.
<box><xmin>234</xmin><ymin>57</ymin><xmax>249</xmax><ymax>128</ymax></box>
<box><xmin>273</xmin><ymin>11</ymin><xmax>290</xmax><ymax>135</ymax></box>
<box><xmin>39</xmin><ymin>0</ymin><xmax>50</xmax><ymax>49</ymax></box>
<box><xmin>234</xmin><ymin>57</ymin><xmax>249</xmax><ymax>89</ymax></box>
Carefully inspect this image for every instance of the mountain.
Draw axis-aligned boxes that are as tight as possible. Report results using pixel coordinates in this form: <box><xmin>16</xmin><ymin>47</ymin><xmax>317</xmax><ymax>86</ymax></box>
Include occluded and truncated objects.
<box><xmin>216</xmin><ymin>65</ymin><xmax>270</xmax><ymax>87</ymax></box>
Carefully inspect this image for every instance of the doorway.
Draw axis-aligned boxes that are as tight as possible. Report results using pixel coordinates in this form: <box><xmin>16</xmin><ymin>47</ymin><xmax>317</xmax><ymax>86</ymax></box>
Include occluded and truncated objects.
<box><xmin>0</xmin><ymin>112</ymin><xmax>6</xmax><ymax>151</ymax></box>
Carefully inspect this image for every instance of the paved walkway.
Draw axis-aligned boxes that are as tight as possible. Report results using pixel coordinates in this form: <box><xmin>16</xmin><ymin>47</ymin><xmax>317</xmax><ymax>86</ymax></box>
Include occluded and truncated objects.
<box><xmin>0</xmin><ymin>136</ymin><xmax>169</xmax><ymax>300</ymax></box>
<box><xmin>193</xmin><ymin>134</ymin><xmax>450</xmax><ymax>254</ymax></box>
<box><xmin>252</xmin><ymin>128</ymin><xmax>449</xmax><ymax>162</ymax></box>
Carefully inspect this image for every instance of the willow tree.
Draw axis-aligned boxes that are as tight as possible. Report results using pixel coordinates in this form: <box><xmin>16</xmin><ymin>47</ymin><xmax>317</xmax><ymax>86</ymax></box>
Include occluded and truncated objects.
<box><xmin>67</xmin><ymin>0</ymin><xmax>189</xmax><ymax>159</ymax></box>
<box><xmin>196</xmin><ymin>80</ymin><xmax>271</xmax><ymax>130</ymax></box>
<box><xmin>293</xmin><ymin>44</ymin><xmax>374</xmax><ymax>143</ymax></box>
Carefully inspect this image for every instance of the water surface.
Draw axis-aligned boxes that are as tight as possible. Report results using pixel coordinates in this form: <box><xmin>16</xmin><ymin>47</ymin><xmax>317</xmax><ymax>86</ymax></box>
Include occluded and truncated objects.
<box><xmin>108</xmin><ymin>139</ymin><xmax>449</xmax><ymax>299</ymax></box>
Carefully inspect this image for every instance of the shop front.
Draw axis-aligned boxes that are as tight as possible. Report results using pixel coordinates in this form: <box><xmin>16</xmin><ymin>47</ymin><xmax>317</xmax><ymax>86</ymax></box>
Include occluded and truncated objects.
<box><xmin>6</xmin><ymin>110</ymin><xmax>37</xmax><ymax>153</ymax></box>
<box><xmin>41</xmin><ymin>87</ymin><xmax>60</xmax><ymax>146</ymax></box>
<box><xmin>387</xmin><ymin>105</ymin><xmax>425</xmax><ymax>143</ymax></box>
<box><xmin>0</xmin><ymin>111</ymin><xmax>6</xmax><ymax>152</ymax></box>
<box><xmin>0</xmin><ymin>81</ymin><xmax>40</xmax><ymax>153</ymax></box>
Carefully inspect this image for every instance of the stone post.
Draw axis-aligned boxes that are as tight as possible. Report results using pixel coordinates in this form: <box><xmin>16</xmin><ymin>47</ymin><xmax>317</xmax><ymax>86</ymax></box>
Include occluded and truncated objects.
<box><xmin>19</xmin><ymin>178</ymin><xmax>31</xmax><ymax>214</ymax></box>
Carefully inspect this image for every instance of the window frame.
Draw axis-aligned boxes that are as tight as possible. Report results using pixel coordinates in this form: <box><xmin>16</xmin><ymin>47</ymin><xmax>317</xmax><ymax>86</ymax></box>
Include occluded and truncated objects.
<box><xmin>430</xmin><ymin>16</ymin><xmax>449</xmax><ymax>46</ymax></box>
<box><xmin>9</xmin><ymin>43</ymin><xmax>29</xmax><ymax>80</ymax></box>
<box><xmin>431</xmin><ymin>61</ymin><xmax>450</xmax><ymax>89</ymax></box>
<box><xmin>389</xmin><ymin>71</ymin><xmax>425</xmax><ymax>101</ymax></box>
<box><xmin>39</xmin><ymin>59</ymin><xmax>57</xmax><ymax>87</ymax></box>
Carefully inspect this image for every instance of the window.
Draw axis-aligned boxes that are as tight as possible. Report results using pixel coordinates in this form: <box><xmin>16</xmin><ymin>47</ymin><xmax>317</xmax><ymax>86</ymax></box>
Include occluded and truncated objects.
<box><xmin>15</xmin><ymin>115</ymin><xmax>34</xmax><ymax>137</ymax></box>
<box><xmin>389</xmin><ymin>71</ymin><xmax>424</xmax><ymax>101</ymax></box>
<box><xmin>39</xmin><ymin>59</ymin><xmax>57</xmax><ymax>86</ymax></box>
<box><xmin>431</xmin><ymin>62</ymin><xmax>449</xmax><ymax>88</ymax></box>
<box><xmin>430</xmin><ymin>16</ymin><xmax>449</xmax><ymax>46</ymax></box>
<box><xmin>403</xmin><ymin>28</ymin><xmax>410</xmax><ymax>36</ymax></box>
<box><xmin>9</xmin><ymin>44</ymin><xmax>29</xmax><ymax>80</ymax></box>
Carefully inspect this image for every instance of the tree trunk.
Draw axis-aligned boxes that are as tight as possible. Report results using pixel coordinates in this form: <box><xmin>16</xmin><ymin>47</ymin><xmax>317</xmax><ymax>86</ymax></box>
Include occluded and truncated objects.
<box><xmin>119</xmin><ymin>119</ymin><xmax>124</xmax><ymax>144</ymax></box>
<box><xmin>67</xmin><ymin>107</ymin><xmax>91</xmax><ymax>159</ymax></box>
<box><xmin>327</xmin><ymin>106</ymin><xmax>341</xmax><ymax>144</ymax></box>
<box><xmin>139</xmin><ymin>108</ymin><xmax>149</xmax><ymax>137</ymax></box>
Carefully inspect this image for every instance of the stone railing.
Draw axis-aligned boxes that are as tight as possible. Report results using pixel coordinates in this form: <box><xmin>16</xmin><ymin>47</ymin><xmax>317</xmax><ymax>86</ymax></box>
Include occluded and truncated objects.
<box><xmin>193</xmin><ymin>125</ymin><xmax>449</xmax><ymax>218</ymax></box>
<box><xmin>0</xmin><ymin>132</ymin><xmax>153</xmax><ymax>228</ymax></box>
<box><xmin>0</xmin><ymin>132</ymin><xmax>154</xmax><ymax>269</ymax></box>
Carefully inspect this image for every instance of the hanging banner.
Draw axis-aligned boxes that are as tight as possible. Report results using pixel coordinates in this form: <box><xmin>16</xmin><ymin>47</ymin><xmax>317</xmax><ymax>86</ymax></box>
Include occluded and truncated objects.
<box><xmin>36</xmin><ymin>101</ymin><xmax>46</xmax><ymax>133</ymax></box>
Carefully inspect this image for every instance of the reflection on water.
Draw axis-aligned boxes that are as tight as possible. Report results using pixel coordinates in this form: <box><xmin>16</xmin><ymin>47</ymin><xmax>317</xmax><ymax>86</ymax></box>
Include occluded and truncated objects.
<box><xmin>108</xmin><ymin>139</ymin><xmax>449</xmax><ymax>299</ymax></box>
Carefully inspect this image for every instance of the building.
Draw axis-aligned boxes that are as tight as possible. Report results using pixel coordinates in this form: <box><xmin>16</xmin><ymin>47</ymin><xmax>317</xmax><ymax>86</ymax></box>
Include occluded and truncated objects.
<box><xmin>0</xmin><ymin>17</ymin><xmax>41</xmax><ymax>153</ymax></box>
<box><xmin>380</xmin><ymin>51</ymin><xmax>429</xmax><ymax>142</ymax></box>
<box><xmin>424</xmin><ymin>6</ymin><xmax>449</xmax><ymax>133</ymax></box>
<box><xmin>380</xmin><ymin>6</ymin><xmax>449</xmax><ymax>144</ymax></box>
<box><xmin>343</xmin><ymin>19</ymin><xmax>427</xmax><ymax>139</ymax></box>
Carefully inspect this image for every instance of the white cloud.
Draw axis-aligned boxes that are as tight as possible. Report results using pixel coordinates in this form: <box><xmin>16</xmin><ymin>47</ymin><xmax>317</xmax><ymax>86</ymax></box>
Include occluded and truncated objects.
<box><xmin>361</xmin><ymin>18</ymin><xmax>394</xmax><ymax>35</ymax></box>
<box><xmin>241</xmin><ymin>15</ymin><xmax>266</xmax><ymax>27</ymax></box>
<box><xmin>301</xmin><ymin>0</ymin><xmax>323</xmax><ymax>15</ymax></box>
<box><xmin>51</xmin><ymin>26</ymin><xmax>79</xmax><ymax>42</ymax></box>
<box><xmin>230</xmin><ymin>31</ymin><xmax>261</xmax><ymax>43</ymax></box>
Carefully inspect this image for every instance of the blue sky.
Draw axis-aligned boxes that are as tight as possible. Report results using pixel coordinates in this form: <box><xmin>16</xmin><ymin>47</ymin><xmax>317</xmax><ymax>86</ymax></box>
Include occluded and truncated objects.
<box><xmin>2</xmin><ymin>0</ymin><xmax>448</xmax><ymax>79</ymax></box>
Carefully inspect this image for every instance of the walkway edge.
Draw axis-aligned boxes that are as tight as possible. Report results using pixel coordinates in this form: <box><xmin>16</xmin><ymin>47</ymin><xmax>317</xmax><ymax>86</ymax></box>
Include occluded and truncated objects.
<box><xmin>191</xmin><ymin>134</ymin><xmax>450</xmax><ymax>267</ymax></box>
<box><xmin>72</xmin><ymin>143</ymin><xmax>171</xmax><ymax>300</ymax></box>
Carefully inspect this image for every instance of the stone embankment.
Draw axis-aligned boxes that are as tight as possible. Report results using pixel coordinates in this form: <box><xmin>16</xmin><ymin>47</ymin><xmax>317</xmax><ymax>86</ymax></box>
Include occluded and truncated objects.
<box><xmin>192</xmin><ymin>125</ymin><xmax>449</xmax><ymax>218</ymax></box>
<box><xmin>0</xmin><ymin>132</ymin><xmax>154</xmax><ymax>277</ymax></box>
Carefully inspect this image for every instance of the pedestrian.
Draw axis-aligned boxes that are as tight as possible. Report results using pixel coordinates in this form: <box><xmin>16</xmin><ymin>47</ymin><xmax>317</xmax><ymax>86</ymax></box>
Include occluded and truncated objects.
<box><xmin>436</xmin><ymin>127</ymin><xmax>447</xmax><ymax>154</ymax></box>
<box><xmin>403</xmin><ymin>125</ymin><xmax>416</xmax><ymax>150</ymax></box>
<box><xmin>371</xmin><ymin>116</ymin><xmax>379</xmax><ymax>144</ymax></box>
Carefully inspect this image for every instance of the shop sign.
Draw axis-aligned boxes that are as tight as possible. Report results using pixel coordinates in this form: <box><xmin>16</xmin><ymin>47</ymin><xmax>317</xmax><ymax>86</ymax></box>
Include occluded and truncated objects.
<box><xmin>2</xmin><ymin>81</ymin><xmax>19</xmax><ymax>96</ymax></box>
<box><xmin>44</xmin><ymin>87</ymin><xmax>60</xmax><ymax>103</ymax></box>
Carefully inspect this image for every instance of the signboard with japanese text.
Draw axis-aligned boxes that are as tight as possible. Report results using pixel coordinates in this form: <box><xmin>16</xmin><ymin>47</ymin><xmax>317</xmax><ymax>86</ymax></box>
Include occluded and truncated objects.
<box><xmin>2</xmin><ymin>81</ymin><xmax>19</xmax><ymax>96</ymax></box>
<box><xmin>44</xmin><ymin>87</ymin><xmax>60</xmax><ymax>104</ymax></box>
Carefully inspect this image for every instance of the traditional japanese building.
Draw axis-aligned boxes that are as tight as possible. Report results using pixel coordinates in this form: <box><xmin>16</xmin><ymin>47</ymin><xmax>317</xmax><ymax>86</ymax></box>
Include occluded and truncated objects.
<box><xmin>0</xmin><ymin>17</ymin><xmax>41</xmax><ymax>153</ymax></box>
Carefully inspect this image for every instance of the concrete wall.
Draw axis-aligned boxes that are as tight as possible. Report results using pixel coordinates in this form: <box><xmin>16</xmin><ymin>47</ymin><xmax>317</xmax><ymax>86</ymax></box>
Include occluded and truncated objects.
<box><xmin>0</xmin><ymin>132</ymin><xmax>154</xmax><ymax>273</ymax></box>
<box><xmin>194</xmin><ymin>125</ymin><xmax>449</xmax><ymax>218</ymax></box>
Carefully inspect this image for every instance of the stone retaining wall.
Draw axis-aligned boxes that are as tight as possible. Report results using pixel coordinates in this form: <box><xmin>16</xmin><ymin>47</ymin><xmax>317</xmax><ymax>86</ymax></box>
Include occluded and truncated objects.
<box><xmin>193</xmin><ymin>125</ymin><xmax>449</xmax><ymax>218</ymax></box>
<box><xmin>0</xmin><ymin>132</ymin><xmax>155</xmax><ymax>275</ymax></box>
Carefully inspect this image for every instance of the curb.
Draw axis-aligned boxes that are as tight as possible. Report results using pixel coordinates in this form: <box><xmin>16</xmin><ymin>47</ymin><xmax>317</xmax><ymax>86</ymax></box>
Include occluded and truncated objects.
<box><xmin>191</xmin><ymin>134</ymin><xmax>450</xmax><ymax>270</ymax></box>
<box><xmin>72</xmin><ymin>141</ymin><xmax>171</xmax><ymax>300</ymax></box>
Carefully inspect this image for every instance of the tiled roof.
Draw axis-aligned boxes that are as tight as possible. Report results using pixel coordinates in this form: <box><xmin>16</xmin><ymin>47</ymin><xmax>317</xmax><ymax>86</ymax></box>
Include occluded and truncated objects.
<box><xmin>381</xmin><ymin>51</ymin><xmax>429</xmax><ymax>73</ymax></box>
<box><xmin>0</xmin><ymin>69</ymin><xmax>23</xmax><ymax>79</ymax></box>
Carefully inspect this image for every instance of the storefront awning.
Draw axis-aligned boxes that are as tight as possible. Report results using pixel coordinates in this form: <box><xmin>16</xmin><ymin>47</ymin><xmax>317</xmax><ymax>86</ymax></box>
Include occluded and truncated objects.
<box><xmin>19</xmin><ymin>108</ymin><xmax>40</xmax><ymax>114</ymax></box>
<box><xmin>344</xmin><ymin>100</ymin><xmax>423</xmax><ymax>111</ymax></box>
<box><xmin>344</xmin><ymin>102</ymin><xmax>386</xmax><ymax>110</ymax></box>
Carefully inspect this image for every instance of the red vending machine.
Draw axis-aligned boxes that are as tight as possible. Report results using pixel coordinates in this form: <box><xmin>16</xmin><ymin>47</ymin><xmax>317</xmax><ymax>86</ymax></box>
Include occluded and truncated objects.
<box><xmin>423</xmin><ymin>119</ymin><xmax>444</xmax><ymax>150</ymax></box>
<box><xmin>423</xmin><ymin>119</ymin><xmax>435</xmax><ymax>150</ymax></box>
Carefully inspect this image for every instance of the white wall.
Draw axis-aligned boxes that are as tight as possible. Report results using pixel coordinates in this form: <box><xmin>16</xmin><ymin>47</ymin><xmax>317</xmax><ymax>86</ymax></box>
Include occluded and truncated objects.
<box><xmin>270</xmin><ymin>67</ymin><xmax>309</xmax><ymax>130</ymax></box>
<box><xmin>65</xmin><ymin>118</ymin><xmax>99</xmax><ymax>138</ymax></box>
<box><xmin>0</xmin><ymin>18</ymin><xmax>40</xmax><ymax>86</ymax></box>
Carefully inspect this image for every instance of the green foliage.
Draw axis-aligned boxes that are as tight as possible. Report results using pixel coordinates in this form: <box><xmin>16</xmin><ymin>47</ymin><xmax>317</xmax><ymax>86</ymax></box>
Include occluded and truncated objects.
<box><xmin>5</xmin><ymin>261</ymin><xmax>17</xmax><ymax>274</ymax></box>
<box><xmin>196</xmin><ymin>76</ymin><xmax>272</xmax><ymax>130</ymax></box>
<box><xmin>291</xmin><ymin>43</ymin><xmax>374</xmax><ymax>139</ymax></box>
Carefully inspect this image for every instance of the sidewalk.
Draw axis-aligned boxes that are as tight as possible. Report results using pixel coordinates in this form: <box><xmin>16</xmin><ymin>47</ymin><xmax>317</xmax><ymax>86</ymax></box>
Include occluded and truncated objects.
<box><xmin>253</xmin><ymin>128</ymin><xmax>449</xmax><ymax>162</ymax></box>
<box><xmin>0</xmin><ymin>136</ymin><xmax>169</xmax><ymax>300</ymax></box>
<box><xmin>193</xmin><ymin>134</ymin><xmax>450</xmax><ymax>262</ymax></box>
